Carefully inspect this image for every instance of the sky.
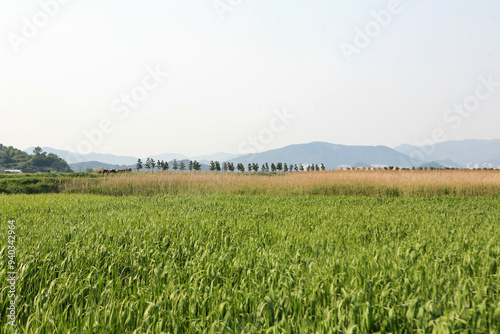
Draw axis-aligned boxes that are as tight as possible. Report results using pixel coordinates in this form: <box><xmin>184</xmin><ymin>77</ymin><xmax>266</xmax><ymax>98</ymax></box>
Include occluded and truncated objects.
<box><xmin>1</xmin><ymin>0</ymin><xmax>499</xmax><ymax>158</ymax></box>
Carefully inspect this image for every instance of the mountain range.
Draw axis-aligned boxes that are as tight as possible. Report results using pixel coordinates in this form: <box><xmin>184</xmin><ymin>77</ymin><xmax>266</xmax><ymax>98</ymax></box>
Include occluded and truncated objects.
<box><xmin>394</xmin><ymin>139</ymin><xmax>500</xmax><ymax>168</ymax></box>
<box><xmin>229</xmin><ymin>142</ymin><xmax>423</xmax><ymax>168</ymax></box>
<box><xmin>24</xmin><ymin>147</ymin><xmax>140</xmax><ymax>165</ymax></box>
<box><xmin>24</xmin><ymin>139</ymin><xmax>500</xmax><ymax>170</ymax></box>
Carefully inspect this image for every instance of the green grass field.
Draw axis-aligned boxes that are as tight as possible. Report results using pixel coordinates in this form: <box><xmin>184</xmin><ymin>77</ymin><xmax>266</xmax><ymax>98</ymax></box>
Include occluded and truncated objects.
<box><xmin>1</xmin><ymin>194</ymin><xmax>499</xmax><ymax>333</ymax></box>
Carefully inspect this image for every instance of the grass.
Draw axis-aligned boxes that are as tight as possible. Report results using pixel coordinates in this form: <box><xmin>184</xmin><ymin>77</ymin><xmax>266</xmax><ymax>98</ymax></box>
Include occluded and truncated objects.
<box><xmin>0</xmin><ymin>173</ymin><xmax>97</xmax><ymax>195</ymax></box>
<box><xmin>1</xmin><ymin>193</ymin><xmax>499</xmax><ymax>333</ymax></box>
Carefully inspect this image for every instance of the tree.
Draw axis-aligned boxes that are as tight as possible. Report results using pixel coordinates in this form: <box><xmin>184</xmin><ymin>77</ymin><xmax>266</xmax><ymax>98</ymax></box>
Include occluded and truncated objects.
<box><xmin>157</xmin><ymin>160</ymin><xmax>163</xmax><ymax>171</ymax></box>
<box><xmin>136</xmin><ymin>158</ymin><xmax>143</xmax><ymax>171</ymax></box>
<box><xmin>172</xmin><ymin>159</ymin><xmax>179</xmax><ymax>171</ymax></box>
<box><xmin>315</xmin><ymin>164</ymin><xmax>320</xmax><ymax>171</ymax></box>
<box><xmin>180</xmin><ymin>161</ymin><xmax>186</xmax><ymax>171</ymax></box>
<box><xmin>189</xmin><ymin>161</ymin><xmax>193</xmax><ymax>171</ymax></box>
<box><xmin>215</xmin><ymin>161</ymin><xmax>221</xmax><ymax>172</ymax></box>
<box><xmin>276</xmin><ymin>162</ymin><xmax>283</xmax><ymax>172</ymax></box>
<box><xmin>193</xmin><ymin>160</ymin><xmax>201</xmax><ymax>171</ymax></box>
<box><xmin>33</xmin><ymin>147</ymin><xmax>44</xmax><ymax>156</ymax></box>
<box><xmin>210</xmin><ymin>161</ymin><xmax>216</xmax><ymax>171</ymax></box>
<box><xmin>86</xmin><ymin>168</ymin><xmax>94</xmax><ymax>173</ymax></box>
<box><xmin>271</xmin><ymin>163</ymin><xmax>276</xmax><ymax>172</ymax></box>
<box><xmin>321</xmin><ymin>163</ymin><xmax>326</xmax><ymax>171</ymax></box>
<box><xmin>163</xmin><ymin>161</ymin><xmax>169</xmax><ymax>171</ymax></box>
<box><xmin>43</xmin><ymin>153</ymin><xmax>71</xmax><ymax>172</ymax></box>
<box><xmin>248</xmin><ymin>163</ymin><xmax>252</xmax><ymax>172</ymax></box>
<box><xmin>253</xmin><ymin>163</ymin><xmax>259</xmax><ymax>172</ymax></box>
<box><xmin>151</xmin><ymin>159</ymin><xmax>156</xmax><ymax>171</ymax></box>
<box><xmin>237</xmin><ymin>163</ymin><xmax>245</xmax><ymax>172</ymax></box>
<box><xmin>222</xmin><ymin>162</ymin><xmax>228</xmax><ymax>172</ymax></box>
<box><xmin>1</xmin><ymin>145</ymin><xmax>73</xmax><ymax>171</ymax></box>
<box><xmin>145</xmin><ymin>158</ymin><xmax>152</xmax><ymax>171</ymax></box>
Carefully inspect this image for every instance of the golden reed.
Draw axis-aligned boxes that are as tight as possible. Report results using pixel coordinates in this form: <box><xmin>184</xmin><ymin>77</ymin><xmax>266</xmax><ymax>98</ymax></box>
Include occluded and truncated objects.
<box><xmin>64</xmin><ymin>170</ymin><xmax>500</xmax><ymax>197</ymax></box>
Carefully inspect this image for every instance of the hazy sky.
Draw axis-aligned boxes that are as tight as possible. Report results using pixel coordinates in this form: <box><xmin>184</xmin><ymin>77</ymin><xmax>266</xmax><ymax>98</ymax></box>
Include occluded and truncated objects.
<box><xmin>1</xmin><ymin>0</ymin><xmax>499</xmax><ymax>157</ymax></box>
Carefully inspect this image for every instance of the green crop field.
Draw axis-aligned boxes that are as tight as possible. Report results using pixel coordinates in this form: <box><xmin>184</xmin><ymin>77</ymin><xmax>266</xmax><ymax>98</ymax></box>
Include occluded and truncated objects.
<box><xmin>1</xmin><ymin>193</ymin><xmax>499</xmax><ymax>333</ymax></box>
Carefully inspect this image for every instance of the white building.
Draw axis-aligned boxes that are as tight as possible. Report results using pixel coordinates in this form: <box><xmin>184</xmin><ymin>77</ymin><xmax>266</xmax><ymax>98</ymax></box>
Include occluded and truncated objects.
<box><xmin>371</xmin><ymin>164</ymin><xmax>388</xmax><ymax>170</ymax></box>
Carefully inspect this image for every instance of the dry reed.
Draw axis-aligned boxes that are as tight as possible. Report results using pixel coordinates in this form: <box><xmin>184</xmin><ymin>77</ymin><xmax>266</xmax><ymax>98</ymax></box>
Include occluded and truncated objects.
<box><xmin>63</xmin><ymin>170</ymin><xmax>500</xmax><ymax>197</ymax></box>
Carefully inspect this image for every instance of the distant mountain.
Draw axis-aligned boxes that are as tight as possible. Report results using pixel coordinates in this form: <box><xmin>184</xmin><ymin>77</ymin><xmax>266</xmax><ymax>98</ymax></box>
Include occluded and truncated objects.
<box><xmin>192</xmin><ymin>152</ymin><xmax>241</xmax><ymax>164</ymax></box>
<box><xmin>434</xmin><ymin>159</ymin><xmax>463</xmax><ymax>169</ymax></box>
<box><xmin>71</xmin><ymin>159</ymin><xmax>212</xmax><ymax>172</ymax></box>
<box><xmin>174</xmin><ymin>159</ymin><xmax>211</xmax><ymax>171</ymax></box>
<box><xmin>394</xmin><ymin>139</ymin><xmax>500</xmax><ymax>167</ymax></box>
<box><xmin>69</xmin><ymin>161</ymin><xmax>135</xmax><ymax>172</ymax></box>
<box><xmin>229</xmin><ymin>142</ymin><xmax>424</xmax><ymax>169</ymax></box>
<box><xmin>25</xmin><ymin>139</ymin><xmax>500</xmax><ymax>171</ymax></box>
<box><xmin>149</xmin><ymin>153</ymin><xmax>189</xmax><ymax>162</ymax></box>
<box><xmin>419</xmin><ymin>162</ymin><xmax>447</xmax><ymax>169</ymax></box>
<box><xmin>24</xmin><ymin>147</ymin><xmax>190</xmax><ymax>166</ymax></box>
<box><xmin>25</xmin><ymin>147</ymin><xmax>139</xmax><ymax>165</ymax></box>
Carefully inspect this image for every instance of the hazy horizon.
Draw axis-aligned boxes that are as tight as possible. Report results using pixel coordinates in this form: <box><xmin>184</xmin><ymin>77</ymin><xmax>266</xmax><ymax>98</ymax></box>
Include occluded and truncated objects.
<box><xmin>2</xmin><ymin>0</ymin><xmax>500</xmax><ymax>157</ymax></box>
<box><xmin>18</xmin><ymin>138</ymin><xmax>500</xmax><ymax>167</ymax></box>
<box><xmin>15</xmin><ymin>137</ymin><xmax>500</xmax><ymax>158</ymax></box>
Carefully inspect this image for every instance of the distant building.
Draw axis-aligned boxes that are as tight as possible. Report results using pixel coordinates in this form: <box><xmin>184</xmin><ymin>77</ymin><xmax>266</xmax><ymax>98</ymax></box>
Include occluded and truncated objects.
<box><xmin>5</xmin><ymin>170</ymin><xmax>22</xmax><ymax>173</ymax></box>
<box><xmin>22</xmin><ymin>167</ymin><xmax>49</xmax><ymax>173</ymax></box>
<box><xmin>483</xmin><ymin>163</ymin><xmax>494</xmax><ymax>169</ymax></box>
<box><xmin>338</xmin><ymin>165</ymin><xmax>351</xmax><ymax>170</ymax></box>
<box><xmin>371</xmin><ymin>164</ymin><xmax>388</xmax><ymax>170</ymax></box>
<box><xmin>467</xmin><ymin>163</ymin><xmax>482</xmax><ymax>169</ymax></box>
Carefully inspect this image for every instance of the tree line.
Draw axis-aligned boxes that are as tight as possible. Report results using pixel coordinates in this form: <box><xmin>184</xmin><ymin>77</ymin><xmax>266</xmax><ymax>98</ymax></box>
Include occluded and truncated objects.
<box><xmin>136</xmin><ymin>158</ymin><xmax>202</xmax><ymax>171</ymax></box>
<box><xmin>136</xmin><ymin>158</ymin><xmax>326</xmax><ymax>173</ymax></box>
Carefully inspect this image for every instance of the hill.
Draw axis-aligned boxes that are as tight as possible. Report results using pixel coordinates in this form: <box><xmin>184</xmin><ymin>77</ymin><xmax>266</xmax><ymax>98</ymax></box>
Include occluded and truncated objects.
<box><xmin>25</xmin><ymin>147</ymin><xmax>191</xmax><ymax>166</ymax></box>
<box><xmin>69</xmin><ymin>161</ymin><xmax>135</xmax><ymax>172</ymax></box>
<box><xmin>433</xmin><ymin>159</ymin><xmax>463</xmax><ymax>169</ymax></box>
<box><xmin>1</xmin><ymin>145</ymin><xmax>72</xmax><ymax>172</ymax></box>
<box><xmin>230</xmin><ymin>142</ymin><xmax>423</xmax><ymax>169</ymax></box>
<box><xmin>193</xmin><ymin>152</ymin><xmax>241</xmax><ymax>165</ymax></box>
<box><xmin>418</xmin><ymin>162</ymin><xmax>447</xmax><ymax>169</ymax></box>
<box><xmin>394</xmin><ymin>139</ymin><xmax>500</xmax><ymax>167</ymax></box>
<box><xmin>24</xmin><ymin>147</ymin><xmax>141</xmax><ymax>165</ymax></box>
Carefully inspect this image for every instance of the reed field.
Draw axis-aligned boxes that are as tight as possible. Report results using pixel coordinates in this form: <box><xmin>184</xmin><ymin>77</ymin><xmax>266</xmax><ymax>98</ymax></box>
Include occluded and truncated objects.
<box><xmin>2</xmin><ymin>170</ymin><xmax>500</xmax><ymax>196</ymax></box>
<box><xmin>68</xmin><ymin>169</ymin><xmax>500</xmax><ymax>197</ymax></box>
<box><xmin>1</xmin><ymin>193</ymin><xmax>499</xmax><ymax>333</ymax></box>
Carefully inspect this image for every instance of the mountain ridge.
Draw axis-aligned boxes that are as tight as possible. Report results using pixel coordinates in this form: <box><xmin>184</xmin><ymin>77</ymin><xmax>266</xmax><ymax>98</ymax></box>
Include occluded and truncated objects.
<box><xmin>229</xmin><ymin>141</ymin><xmax>424</xmax><ymax>169</ymax></box>
<box><xmin>22</xmin><ymin>139</ymin><xmax>500</xmax><ymax>170</ymax></box>
<box><xmin>394</xmin><ymin>139</ymin><xmax>500</xmax><ymax>167</ymax></box>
